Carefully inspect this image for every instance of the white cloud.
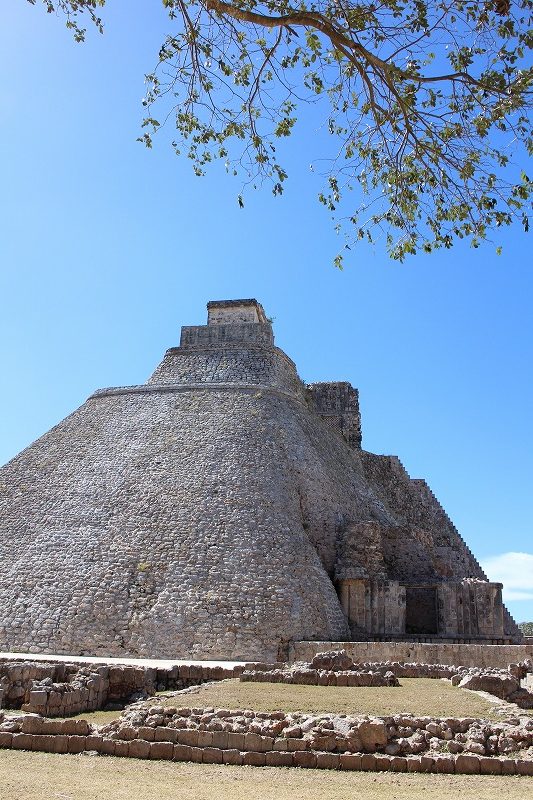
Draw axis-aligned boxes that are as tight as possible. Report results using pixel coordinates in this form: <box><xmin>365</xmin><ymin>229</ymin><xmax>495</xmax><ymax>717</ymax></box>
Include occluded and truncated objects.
<box><xmin>480</xmin><ymin>552</ymin><xmax>533</xmax><ymax>603</ymax></box>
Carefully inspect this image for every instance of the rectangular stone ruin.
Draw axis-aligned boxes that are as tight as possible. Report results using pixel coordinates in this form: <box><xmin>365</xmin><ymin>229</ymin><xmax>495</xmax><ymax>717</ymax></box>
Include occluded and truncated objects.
<box><xmin>337</xmin><ymin>578</ymin><xmax>507</xmax><ymax>642</ymax></box>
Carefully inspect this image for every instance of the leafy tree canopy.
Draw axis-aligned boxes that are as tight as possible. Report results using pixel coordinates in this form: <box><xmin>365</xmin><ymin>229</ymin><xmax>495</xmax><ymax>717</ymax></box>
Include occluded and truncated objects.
<box><xmin>519</xmin><ymin>621</ymin><xmax>533</xmax><ymax>635</ymax></box>
<box><xmin>31</xmin><ymin>1</ymin><xmax>532</xmax><ymax>263</ymax></box>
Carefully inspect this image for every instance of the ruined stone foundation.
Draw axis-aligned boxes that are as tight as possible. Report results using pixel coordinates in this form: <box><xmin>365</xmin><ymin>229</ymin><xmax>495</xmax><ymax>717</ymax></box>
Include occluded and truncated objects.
<box><xmin>0</xmin><ymin>299</ymin><xmax>522</xmax><ymax>660</ymax></box>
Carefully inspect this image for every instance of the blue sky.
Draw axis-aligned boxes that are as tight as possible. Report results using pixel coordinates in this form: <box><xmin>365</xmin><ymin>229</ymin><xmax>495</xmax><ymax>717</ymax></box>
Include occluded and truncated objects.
<box><xmin>1</xmin><ymin>1</ymin><xmax>532</xmax><ymax>624</ymax></box>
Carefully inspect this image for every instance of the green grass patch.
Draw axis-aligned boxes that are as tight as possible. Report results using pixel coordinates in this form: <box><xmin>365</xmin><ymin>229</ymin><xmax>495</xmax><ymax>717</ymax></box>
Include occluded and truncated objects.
<box><xmin>163</xmin><ymin>678</ymin><xmax>502</xmax><ymax>718</ymax></box>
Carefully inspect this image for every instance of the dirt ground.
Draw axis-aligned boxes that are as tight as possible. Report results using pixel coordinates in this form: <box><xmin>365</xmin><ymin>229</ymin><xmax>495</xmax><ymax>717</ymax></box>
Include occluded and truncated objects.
<box><xmin>0</xmin><ymin>750</ymin><xmax>529</xmax><ymax>800</ymax></box>
<box><xmin>165</xmin><ymin>677</ymin><xmax>502</xmax><ymax>718</ymax></box>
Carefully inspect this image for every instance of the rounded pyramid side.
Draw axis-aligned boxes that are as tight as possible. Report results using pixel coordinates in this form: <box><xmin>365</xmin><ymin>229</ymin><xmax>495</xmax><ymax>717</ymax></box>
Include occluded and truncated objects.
<box><xmin>0</xmin><ymin>381</ymin><xmax>389</xmax><ymax>660</ymax></box>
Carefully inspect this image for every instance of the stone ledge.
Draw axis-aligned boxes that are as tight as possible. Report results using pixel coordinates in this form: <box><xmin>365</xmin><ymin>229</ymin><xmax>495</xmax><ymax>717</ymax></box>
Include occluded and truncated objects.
<box><xmin>89</xmin><ymin>383</ymin><xmax>304</xmax><ymax>405</ymax></box>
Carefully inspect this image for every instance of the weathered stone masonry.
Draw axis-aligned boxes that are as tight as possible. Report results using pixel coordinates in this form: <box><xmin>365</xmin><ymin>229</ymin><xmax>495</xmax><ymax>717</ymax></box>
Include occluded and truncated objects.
<box><xmin>0</xmin><ymin>299</ymin><xmax>521</xmax><ymax>659</ymax></box>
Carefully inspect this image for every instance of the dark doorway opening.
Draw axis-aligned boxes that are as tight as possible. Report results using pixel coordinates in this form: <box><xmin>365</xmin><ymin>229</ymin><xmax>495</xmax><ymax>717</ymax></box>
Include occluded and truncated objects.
<box><xmin>405</xmin><ymin>586</ymin><xmax>438</xmax><ymax>635</ymax></box>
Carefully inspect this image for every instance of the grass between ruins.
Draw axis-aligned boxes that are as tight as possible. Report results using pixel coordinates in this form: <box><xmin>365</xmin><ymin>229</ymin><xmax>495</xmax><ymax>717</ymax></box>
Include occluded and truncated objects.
<box><xmin>163</xmin><ymin>678</ymin><xmax>502</xmax><ymax>718</ymax></box>
<box><xmin>0</xmin><ymin>751</ymin><xmax>530</xmax><ymax>800</ymax></box>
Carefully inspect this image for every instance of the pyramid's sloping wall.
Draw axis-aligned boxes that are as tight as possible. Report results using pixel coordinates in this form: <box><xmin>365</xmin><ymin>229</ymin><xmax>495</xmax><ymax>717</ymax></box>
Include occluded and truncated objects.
<box><xmin>0</xmin><ymin>378</ymin><xmax>395</xmax><ymax>660</ymax></box>
<box><xmin>359</xmin><ymin>453</ymin><xmax>488</xmax><ymax>582</ymax></box>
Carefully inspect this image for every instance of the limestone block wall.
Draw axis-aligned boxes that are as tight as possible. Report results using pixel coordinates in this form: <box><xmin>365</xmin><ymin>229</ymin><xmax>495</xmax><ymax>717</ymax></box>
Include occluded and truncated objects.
<box><xmin>147</xmin><ymin>345</ymin><xmax>305</xmax><ymax>398</ymax></box>
<box><xmin>0</xmin><ymin>662</ymin><xmax>57</xmax><ymax>708</ymax></box>
<box><xmin>2</xmin><ymin>710</ymin><xmax>533</xmax><ymax>774</ymax></box>
<box><xmin>207</xmin><ymin>299</ymin><xmax>267</xmax><ymax>325</ymax></box>
<box><xmin>22</xmin><ymin>671</ymin><xmax>111</xmax><ymax>717</ymax></box>
<box><xmin>0</xmin><ymin>661</ymin><xmax>159</xmax><ymax>715</ymax></box>
<box><xmin>308</xmin><ymin>382</ymin><xmax>362</xmax><ymax>449</ymax></box>
<box><xmin>291</xmin><ymin>641</ymin><xmax>533</xmax><ymax>668</ymax></box>
<box><xmin>0</xmin><ymin>659</ymin><xmax>243</xmax><ymax>716</ymax></box>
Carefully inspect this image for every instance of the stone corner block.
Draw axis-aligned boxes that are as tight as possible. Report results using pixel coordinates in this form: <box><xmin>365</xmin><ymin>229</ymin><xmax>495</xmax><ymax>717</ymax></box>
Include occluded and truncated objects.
<box><xmin>243</xmin><ymin>751</ymin><xmax>267</xmax><ymax>766</ymax></box>
<box><xmin>293</xmin><ymin>750</ymin><xmax>317</xmax><ymax>769</ymax></box>
<box><xmin>339</xmin><ymin>753</ymin><xmax>362</xmax><ymax>771</ymax></box>
<box><xmin>265</xmin><ymin>751</ymin><xmax>294</xmax><ymax>767</ymax></box>
<box><xmin>316</xmin><ymin>752</ymin><xmax>340</xmax><ymax>770</ymax></box>
<box><xmin>149</xmin><ymin>741</ymin><xmax>174</xmax><ymax>760</ymax></box>
<box><xmin>455</xmin><ymin>754</ymin><xmax>481</xmax><ymax>775</ymax></box>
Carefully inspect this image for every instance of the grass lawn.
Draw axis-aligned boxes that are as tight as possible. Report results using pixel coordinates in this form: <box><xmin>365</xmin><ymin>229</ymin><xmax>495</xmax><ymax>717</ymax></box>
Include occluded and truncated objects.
<box><xmin>0</xmin><ymin>750</ymin><xmax>529</xmax><ymax>800</ymax></box>
<box><xmin>164</xmin><ymin>678</ymin><xmax>501</xmax><ymax>718</ymax></box>
<box><xmin>3</xmin><ymin>678</ymin><xmax>508</xmax><ymax>727</ymax></box>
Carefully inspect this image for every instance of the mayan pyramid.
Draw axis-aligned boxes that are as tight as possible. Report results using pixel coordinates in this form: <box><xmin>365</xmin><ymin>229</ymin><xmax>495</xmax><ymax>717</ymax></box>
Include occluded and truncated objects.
<box><xmin>0</xmin><ymin>299</ymin><xmax>521</xmax><ymax>660</ymax></box>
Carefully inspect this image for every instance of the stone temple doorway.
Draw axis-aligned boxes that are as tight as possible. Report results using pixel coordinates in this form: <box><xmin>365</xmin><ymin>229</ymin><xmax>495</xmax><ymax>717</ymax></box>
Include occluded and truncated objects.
<box><xmin>405</xmin><ymin>586</ymin><xmax>438</xmax><ymax>635</ymax></box>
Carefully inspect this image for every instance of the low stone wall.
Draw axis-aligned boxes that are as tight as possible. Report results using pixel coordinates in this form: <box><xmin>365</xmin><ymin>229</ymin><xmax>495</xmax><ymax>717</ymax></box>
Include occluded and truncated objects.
<box><xmin>291</xmin><ymin>642</ymin><xmax>533</xmax><ymax>668</ymax></box>
<box><xmin>22</xmin><ymin>667</ymin><xmax>112</xmax><ymax>717</ymax></box>
<box><xmin>0</xmin><ymin>662</ymin><xmax>58</xmax><ymax>708</ymax></box>
<box><xmin>241</xmin><ymin>668</ymin><xmax>398</xmax><ymax>687</ymax></box>
<box><xmin>0</xmin><ymin>660</ymin><xmax>243</xmax><ymax>717</ymax></box>
<box><xmin>102</xmin><ymin>700</ymin><xmax>533</xmax><ymax>758</ymax></box>
<box><xmin>242</xmin><ymin>651</ymin><xmax>398</xmax><ymax>687</ymax></box>
<box><xmin>0</xmin><ymin>708</ymin><xmax>531</xmax><ymax>776</ymax></box>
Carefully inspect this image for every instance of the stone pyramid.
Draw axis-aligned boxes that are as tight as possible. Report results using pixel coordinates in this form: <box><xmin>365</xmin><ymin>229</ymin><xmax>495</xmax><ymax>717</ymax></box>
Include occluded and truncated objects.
<box><xmin>0</xmin><ymin>300</ymin><xmax>521</xmax><ymax>660</ymax></box>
